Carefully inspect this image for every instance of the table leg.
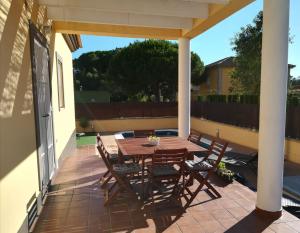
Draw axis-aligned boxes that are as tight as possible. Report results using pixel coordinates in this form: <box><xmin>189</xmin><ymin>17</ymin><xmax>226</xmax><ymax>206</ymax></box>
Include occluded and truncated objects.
<box><xmin>187</xmin><ymin>153</ymin><xmax>194</xmax><ymax>186</ymax></box>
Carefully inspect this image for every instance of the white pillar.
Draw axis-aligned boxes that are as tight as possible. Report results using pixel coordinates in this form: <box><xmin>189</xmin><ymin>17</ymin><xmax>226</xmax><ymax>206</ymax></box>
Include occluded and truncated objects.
<box><xmin>256</xmin><ymin>0</ymin><xmax>290</xmax><ymax>214</ymax></box>
<box><xmin>178</xmin><ymin>38</ymin><xmax>191</xmax><ymax>138</ymax></box>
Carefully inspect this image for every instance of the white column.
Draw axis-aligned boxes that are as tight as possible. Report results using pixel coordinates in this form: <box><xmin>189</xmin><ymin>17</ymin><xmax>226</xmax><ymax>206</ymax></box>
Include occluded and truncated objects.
<box><xmin>256</xmin><ymin>0</ymin><xmax>290</xmax><ymax>214</ymax></box>
<box><xmin>178</xmin><ymin>38</ymin><xmax>191</xmax><ymax>138</ymax></box>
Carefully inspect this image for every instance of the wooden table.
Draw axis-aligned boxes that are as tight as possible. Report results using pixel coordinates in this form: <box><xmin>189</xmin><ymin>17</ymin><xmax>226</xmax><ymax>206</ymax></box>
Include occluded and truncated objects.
<box><xmin>116</xmin><ymin>137</ymin><xmax>208</xmax><ymax>197</ymax></box>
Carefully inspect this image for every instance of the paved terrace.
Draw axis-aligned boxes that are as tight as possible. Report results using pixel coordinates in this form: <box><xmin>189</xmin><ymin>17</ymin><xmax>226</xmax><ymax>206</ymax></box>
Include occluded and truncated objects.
<box><xmin>33</xmin><ymin>145</ymin><xmax>300</xmax><ymax>233</ymax></box>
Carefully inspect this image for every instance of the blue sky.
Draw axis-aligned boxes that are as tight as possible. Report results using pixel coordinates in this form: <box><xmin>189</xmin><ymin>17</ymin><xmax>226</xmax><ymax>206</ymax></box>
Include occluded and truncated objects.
<box><xmin>72</xmin><ymin>0</ymin><xmax>300</xmax><ymax>78</ymax></box>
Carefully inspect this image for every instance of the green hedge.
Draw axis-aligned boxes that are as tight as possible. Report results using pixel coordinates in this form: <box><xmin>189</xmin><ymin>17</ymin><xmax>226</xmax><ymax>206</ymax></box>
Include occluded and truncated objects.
<box><xmin>197</xmin><ymin>94</ymin><xmax>300</xmax><ymax>106</ymax></box>
<box><xmin>287</xmin><ymin>94</ymin><xmax>300</xmax><ymax>106</ymax></box>
<box><xmin>206</xmin><ymin>95</ymin><xmax>227</xmax><ymax>103</ymax></box>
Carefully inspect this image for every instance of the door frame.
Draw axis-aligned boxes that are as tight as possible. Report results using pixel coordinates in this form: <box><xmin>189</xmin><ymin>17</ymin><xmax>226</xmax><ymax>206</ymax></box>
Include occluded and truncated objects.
<box><xmin>29</xmin><ymin>22</ymin><xmax>56</xmax><ymax>196</ymax></box>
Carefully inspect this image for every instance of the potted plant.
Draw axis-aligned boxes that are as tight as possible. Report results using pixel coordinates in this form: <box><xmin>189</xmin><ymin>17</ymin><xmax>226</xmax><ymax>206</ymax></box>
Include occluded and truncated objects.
<box><xmin>79</xmin><ymin>117</ymin><xmax>90</xmax><ymax>131</ymax></box>
<box><xmin>216</xmin><ymin>162</ymin><xmax>235</xmax><ymax>183</ymax></box>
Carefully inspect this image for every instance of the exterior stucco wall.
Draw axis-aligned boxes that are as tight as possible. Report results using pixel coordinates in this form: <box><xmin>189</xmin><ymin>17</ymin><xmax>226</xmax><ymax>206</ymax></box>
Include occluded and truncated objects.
<box><xmin>198</xmin><ymin>67</ymin><xmax>234</xmax><ymax>96</ymax></box>
<box><xmin>191</xmin><ymin>117</ymin><xmax>300</xmax><ymax>164</ymax></box>
<box><xmin>208</xmin><ymin>67</ymin><xmax>219</xmax><ymax>94</ymax></box>
<box><xmin>0</xmin><ymin>1</ymin><xmax>47</xmax><ymax>233</ymax></box>
<box><xmin>50</xmin><ymin>33</ymin><xmax>76</xmax><ymax>166</ymax></box>
<box><xmin>221</xmin><ymin>67</ymin><xmax>234</xmax><ymax>95</ymax></box>
<box><xmin>0</xmin><ymin>1</ymin><xmax>76</xmax><ymax>232</ymax></box>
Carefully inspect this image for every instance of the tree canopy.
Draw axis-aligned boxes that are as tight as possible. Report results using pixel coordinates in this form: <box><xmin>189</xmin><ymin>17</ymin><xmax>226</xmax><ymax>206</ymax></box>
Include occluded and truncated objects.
<box><xmin>73</xmin><ymin>50</ymin><xmax>117</xmax><ymax>91</ymax></box>
<box><xmin>229</xmin><ymin>12</ymin><xmax>263</xmax><ymax>95</ymax></box>
<box><xmin>230</xmin><ymin>11</ymin><xmax>293</xmax><ymax>95</ymax></box>
<box><xmin>73</xmin><ymin>40</ymin><xmax>204</xmax><ymax>102</ymax></box>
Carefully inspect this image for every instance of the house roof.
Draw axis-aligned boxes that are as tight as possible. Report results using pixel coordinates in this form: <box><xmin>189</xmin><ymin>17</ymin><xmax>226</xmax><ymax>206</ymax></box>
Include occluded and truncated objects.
<box><xmin>205</xmin><ymin>56</ymin><xmax>234</xmax><ymax>69</ymax></box>
<box><xmin>62</xmin><ymin>34</ymin><xmax>82</xmax><ymax>52</ymax></box>
<box><xmin>205</xmin><ymin>56</ymin><xmax>296</xmax><ymax>70</ymax></box>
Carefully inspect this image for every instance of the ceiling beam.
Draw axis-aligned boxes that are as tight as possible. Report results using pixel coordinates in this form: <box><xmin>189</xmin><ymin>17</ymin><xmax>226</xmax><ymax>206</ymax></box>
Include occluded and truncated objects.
<box><xmin>40</xmin><ymin>0</ymin><xmax>208</xmax><ymax>18</ymax></box>
<box><xmin>47</xmin><ymin>7</ymin><xmax>194</xmax><ymax>29</ymax></box>
<box><xmin>182</xmin><ymin>0</ymin><xmax>254</xmax><ymax>38</ymax></box>
<box><xmin>53</xmin><ymin>21</ymin><xmax>182</xmax><ymax>39</ymax></box>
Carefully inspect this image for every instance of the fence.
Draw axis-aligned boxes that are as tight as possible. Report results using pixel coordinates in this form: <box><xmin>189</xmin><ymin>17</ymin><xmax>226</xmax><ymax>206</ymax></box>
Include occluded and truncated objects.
<box><xmin>75</xmin><ymin>102</ymin><xmax>300</xmax><ymax>139</ymax></box>
<box><xmin>75</xmin><ymin>102</ymin><xmax>178</xmax><ymax>119</ymax></box>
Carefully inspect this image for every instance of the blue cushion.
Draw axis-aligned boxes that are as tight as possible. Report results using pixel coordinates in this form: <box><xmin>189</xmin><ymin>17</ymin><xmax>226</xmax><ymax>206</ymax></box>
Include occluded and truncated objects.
<box><xmin>149</xmin><ymin>165</ymin><xmax>179</xmax><ymax>176</ymax></box>
<box><xmin>199</xmin><ymin>141</ymin><xmax>211</xmax><ymax>149</ymax></box>
<box><xmin>108</xmin><ymin>154</ymin><xmax>131</xmax><ymax>164</ymax></box>
<box><xmin>113</xmin><ymin>163</ymin><xmax>141</xmax><ymax>175</ymax></box>
<box><xmin>108</xmin><ymin>154</ymin><xmax>119</xmax><ymax>164</ymax></box>
<box><xmin>185</xmin><ymin>160</ymin><xmax>213</xmax><ymax>171</ymax></box>
<box><xmin>194</xmin><ymin>151</ymin><xmax>209</xmax><ymax>158</ymax></box>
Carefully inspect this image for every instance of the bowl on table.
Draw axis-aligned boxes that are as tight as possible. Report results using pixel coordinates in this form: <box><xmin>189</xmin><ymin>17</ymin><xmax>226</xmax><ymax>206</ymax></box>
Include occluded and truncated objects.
<box><xmin>147</xmin><ymin>136</ymin><xmax>160</xmax><ymax>146</ymax></box>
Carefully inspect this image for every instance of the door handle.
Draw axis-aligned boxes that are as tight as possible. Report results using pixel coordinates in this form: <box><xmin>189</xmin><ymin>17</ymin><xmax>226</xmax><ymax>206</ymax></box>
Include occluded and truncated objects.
<box><xmin>42</xmin><ymin>114</ymin><xmax>50</xmax><ymax>117</ymax></box>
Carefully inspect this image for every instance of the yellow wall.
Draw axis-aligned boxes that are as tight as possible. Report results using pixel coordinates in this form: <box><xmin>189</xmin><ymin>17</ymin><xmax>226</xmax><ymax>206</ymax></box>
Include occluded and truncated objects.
<box><xmin>76</xmin><ymin>117</ymin><xmax>178</xmax><ymax>133</ymax></box>
<box><xmin>197</xmin><ymin>67</ymin><xmax>234</xmax><ymax>96</ymax></box>
<box><xmin>50</xmin><ymin>33</ymin><xmax>76</xmax><ymax>165</ymax></box>
<box><xmin>221</xmin><ymin>67</ymin><xmax>234</xmax><ymax>95</ymax></box>
<box><xmin>76</xmin><ymin>116</ymin><xmax>300</xmax><ymax>164</ymax></box>
<box><xmin>0</xmin><ymin>1</ymin><xmax>76</xmax><ymax>232</ymax></box>
<box><xmin>0</xmin><ymin>1</ymin><xmax>47</xmax><ymax>233</ymax></box>
<box><xmin>191</xmin><ymin>117</ymin><xmax>300</xmax><ymax>164</ymax></box>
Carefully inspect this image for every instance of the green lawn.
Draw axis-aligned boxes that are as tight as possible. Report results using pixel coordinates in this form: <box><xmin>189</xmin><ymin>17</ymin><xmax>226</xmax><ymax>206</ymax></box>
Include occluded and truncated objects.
<box><xmin>76</xmin><ymin>133</ymin><xmax>97</xmax><ymax>146</ymax></box>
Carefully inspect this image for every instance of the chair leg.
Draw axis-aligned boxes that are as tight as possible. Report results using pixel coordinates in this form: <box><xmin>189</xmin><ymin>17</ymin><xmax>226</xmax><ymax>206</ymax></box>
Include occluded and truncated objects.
<box><xmin>115</xmin><ymin>175</ymin><xmax>138</xmax><ymax>201</ymax></box>
<box><xmin>193</xmin><ymin>171</ymin><xmax>221</xmax><ymax>198</ymax></box>
<box><xmin>108</xmin><ymin>181</ymin><xmax>118</xmax><ymax>193</ymax></box>
<box><xmin>102</xmin><ymin>170</ymin><xmax>110</xmax><ymax>179</ymax></box>
<box><xmin>171</xmin><ymin>177</ymin><xmax>181</xmax><ymax>197</ymax></box>
<box><xmin>204</xmin><ymin>180</ymin><xmax>221</xmax><ymax>198</ymax></box>
<box><xmin>148</xmin><ymin>177</ymin><xmax>154</xmax><ymax>204</ymax></box>
<box><xmin>104</xmin><ymin>176</ymin><xmax>137</xmax><ymax>205</ymax></box>
<box><xmin>184</xmin><ymin>173</ymin><xmax>208</xmax><ymax>209</ymax></box>
<box><xmin>99</xmin><ymin>170</ymin><xmax>109</xmax><ymax>183</ymax></box>
<box><xmin>101</xmin><ymin>175</ymin><xmax>113</xmax><ymax>188</ymax></box>
<box><xmin>104</xmin><ymin>186</ymin><xmax>121</xmax><ymax>206</ymax></box>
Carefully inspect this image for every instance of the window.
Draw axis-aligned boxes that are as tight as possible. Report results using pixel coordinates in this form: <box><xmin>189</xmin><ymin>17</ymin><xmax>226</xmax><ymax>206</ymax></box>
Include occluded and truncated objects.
<box><xmin>56</xmin><ymin>53</ymin><xmax>65</xmax><ymax>109</ymax></box>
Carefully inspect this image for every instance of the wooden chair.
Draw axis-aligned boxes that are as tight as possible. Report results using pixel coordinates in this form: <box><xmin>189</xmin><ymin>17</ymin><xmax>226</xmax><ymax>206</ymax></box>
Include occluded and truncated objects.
<box><xmin>147</xmin><ymin>148</ymin><xmax>188</xmax><ymax>203</ymax></box>
<box><xmin>183</xmin><ymin>139</ymin><xmax>228</xmax><ymax>208</ymax></box>
<box><xmin>97</xmin><ymin>145</ymin><xmax>141</xmax><ymax>205</ymax></box>
<box><xmin>96</xmin><ymin>134</ymin><xmax>117</xmax><ymax>187</ymax></box>
<box><xmin>188</xmin><ymin>132</ymin><xmax>212</xmax><ymax>158</ymax></box>
<box><xmin>134</xmin><ymin>129</ymin><xmax>155</xmax><ymax>138</ymax></box>
<box><xmin>187</xmin><ymin>131</ymin><xmax>202</xmax><ymax>144</ymax></box>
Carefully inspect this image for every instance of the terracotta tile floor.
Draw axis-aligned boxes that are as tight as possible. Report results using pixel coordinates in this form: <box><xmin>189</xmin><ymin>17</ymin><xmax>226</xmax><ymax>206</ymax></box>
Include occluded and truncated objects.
<box><xmin>33</xmin><ymin>145</ymin><xmax>300</xmax><ymax>233</ymax></box>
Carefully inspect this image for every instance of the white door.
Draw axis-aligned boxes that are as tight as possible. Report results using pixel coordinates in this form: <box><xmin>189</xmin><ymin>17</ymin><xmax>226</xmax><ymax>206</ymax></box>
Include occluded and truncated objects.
<box><xmin>30</xmin><ymin>24</ymin><xmax>55</xmax><ymax>198</ymax></box>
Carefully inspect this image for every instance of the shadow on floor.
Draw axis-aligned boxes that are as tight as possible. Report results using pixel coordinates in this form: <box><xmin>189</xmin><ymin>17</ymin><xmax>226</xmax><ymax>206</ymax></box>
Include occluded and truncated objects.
<box><xmin>225</xmin><ymin>211</ymin><xmax>275</xmax><ymax>233</ymax></box>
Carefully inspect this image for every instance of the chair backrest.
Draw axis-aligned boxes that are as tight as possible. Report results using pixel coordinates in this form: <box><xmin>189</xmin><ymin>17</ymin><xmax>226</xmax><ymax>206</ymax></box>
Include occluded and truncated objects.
<box><xmin>96</xmin><ymin>133</ymin><xmax>106</xmax><ymax>151</ymax></box>
<box><xmin>134</xmin><ymin>129</ymin><xmax>155</xmax><ymax>138</ymax></box>
<box><xmin>97</xmin><ymin>145</ymin><xmax>112</xmax><ymax>170</ymax></box>
<box><xmin>152</xmin><ymin>148</ymin><xmax>188</xmax><ymax>168</ymax></box>
<box><xmin>187</xmin><ymin>132</ymin><xmax>202</xmax><ymax>144</ymax></box>
<box><xmin>96</xmin><ymin>133</ymin><xmax>102</xmax><ymax>145</ymax></box>
<box><xmin>208</xmin><ymin>139</ymin><xmax>228</xmax><ymax>168</ymax></box>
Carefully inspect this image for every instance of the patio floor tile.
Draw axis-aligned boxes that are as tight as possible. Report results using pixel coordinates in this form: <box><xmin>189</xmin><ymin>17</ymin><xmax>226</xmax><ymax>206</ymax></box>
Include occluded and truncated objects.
<box><xmin>33</xmin><ymin>145</ymin><xmax>300</xmax><ymax>233</ymax></box>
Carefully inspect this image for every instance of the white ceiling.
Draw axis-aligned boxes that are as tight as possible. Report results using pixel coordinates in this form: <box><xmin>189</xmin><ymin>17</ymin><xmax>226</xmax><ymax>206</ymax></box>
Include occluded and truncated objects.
<box><xmin>39</xmin><ymin>0</ymin><xmax>230</xmax><ymax>30</ymax></box>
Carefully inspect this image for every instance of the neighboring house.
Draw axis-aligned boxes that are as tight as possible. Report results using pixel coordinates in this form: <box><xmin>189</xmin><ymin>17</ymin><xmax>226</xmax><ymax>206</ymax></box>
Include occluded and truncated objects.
<box><xmin>75</xmin><ymin>90</ymin><xmax>111</xmax><ymax>103</ymax></box>
<box><xmin>192</xmin><ymin>57</ymin><xmax>234</xmax><ymax>99</ymax></box>
<box><xmin>192</xmin><ymin>57</ymin><xmax>296</xmax><ymax>99</ymax></box>
<box><xmin>0</xmin><ymin>1</ymin><xmax>81</xmax><ymax>232</ymax></box>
